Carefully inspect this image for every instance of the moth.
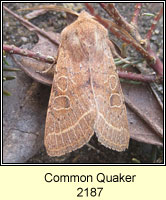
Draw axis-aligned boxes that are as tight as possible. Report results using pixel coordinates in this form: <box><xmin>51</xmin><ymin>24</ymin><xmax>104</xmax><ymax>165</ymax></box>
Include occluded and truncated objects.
<box><xmin>44</xmin><ymin>11</ymin><xmax>130</xmax><ymax>156</ymax></box>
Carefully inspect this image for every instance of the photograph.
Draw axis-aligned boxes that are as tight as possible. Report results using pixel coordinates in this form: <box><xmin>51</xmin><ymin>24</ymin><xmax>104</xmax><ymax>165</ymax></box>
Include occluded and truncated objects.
<box><xmin>2</xmin><ymin>2</ymin><xmax>164</xmax><ymax>164</ymax></box>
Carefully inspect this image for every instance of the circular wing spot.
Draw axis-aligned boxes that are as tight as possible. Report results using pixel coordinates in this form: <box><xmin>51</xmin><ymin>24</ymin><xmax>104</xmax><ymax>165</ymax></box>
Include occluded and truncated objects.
<box><xmin>57</xmin><ymin>76</ymin><xmax>68</xmax><ymax>92</ymax></box>
<box><xmin>110</xmin><ymin>94</ymin><xmax>122</xmax><ymax>108</ymax></box>
<box><xmin>54</xmin><ymin>95</ymin><xmax>70</xmax><ymax>111</ymax></box>
<box><xmin>109</xmin><ymin>75</ymin><xmax>117</xmax><ymax>90</ymax></box>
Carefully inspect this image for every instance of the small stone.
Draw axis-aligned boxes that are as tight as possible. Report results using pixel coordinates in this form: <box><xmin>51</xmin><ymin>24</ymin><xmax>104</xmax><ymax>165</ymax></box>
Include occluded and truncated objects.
<box><xmin>151</xmin><ymin>35</ymin><xmax>157</xmax><ymax>41</ymax></box>
<box><xmin>154</xmin><ymin>29</ymin><xmax>160</xmax><ymax>34</ymax></box>
<box><xmin>21</xmin><ymin>37</ymin><xmax>28</xmax><ymax>43</ymax></box>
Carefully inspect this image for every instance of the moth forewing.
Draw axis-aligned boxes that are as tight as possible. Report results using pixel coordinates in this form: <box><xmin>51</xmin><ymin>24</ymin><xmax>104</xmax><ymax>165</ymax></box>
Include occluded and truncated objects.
<box><xmin>44</xmin><ymin>11</ymin><xmax>129</xmax><ymax>157</ymax></box>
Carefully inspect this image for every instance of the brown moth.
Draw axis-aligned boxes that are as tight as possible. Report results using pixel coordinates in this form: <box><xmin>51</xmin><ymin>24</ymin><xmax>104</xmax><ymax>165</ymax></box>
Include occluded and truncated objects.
<box><xmin>44</xmin><ymin>11</ymin><xmax>130</xmax><ymax>156</ymax></box>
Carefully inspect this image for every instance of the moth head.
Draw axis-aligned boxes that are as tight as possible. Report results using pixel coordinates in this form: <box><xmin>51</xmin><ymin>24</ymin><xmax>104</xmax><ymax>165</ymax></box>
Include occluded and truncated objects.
<box><xmin>60</xmin><ymin>10</ymin><xmax>109</xmax><ymax>62</ymax></box>
<box><xmin>78</xmin><ymin>10</ymin><xmax>94</xmax><ymax>20</ymax></box>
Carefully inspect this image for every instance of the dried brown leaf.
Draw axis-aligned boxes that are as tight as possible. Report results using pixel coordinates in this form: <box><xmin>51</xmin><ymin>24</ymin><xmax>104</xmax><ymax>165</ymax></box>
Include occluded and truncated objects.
<box><xmin>122</xmin><ymin>83</ymin><xmax>163</xmax><ymax>146</ymax></box>
<box><xmin>3</xmin><ymin>57</ymin><xmax>50</xmax><ymax>163</ymax></box>
<box><xmin>13</xmin><ymin>32</ymin><xmax>60</xmax><ymax>86</ymax></box>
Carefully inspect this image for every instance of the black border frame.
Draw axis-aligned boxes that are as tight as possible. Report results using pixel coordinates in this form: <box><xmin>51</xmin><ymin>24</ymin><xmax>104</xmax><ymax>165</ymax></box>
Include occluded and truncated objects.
<box><xmin>1</xmin><ymin>1</ymin><xmax>165</xmax><ymax>166</ymax></box>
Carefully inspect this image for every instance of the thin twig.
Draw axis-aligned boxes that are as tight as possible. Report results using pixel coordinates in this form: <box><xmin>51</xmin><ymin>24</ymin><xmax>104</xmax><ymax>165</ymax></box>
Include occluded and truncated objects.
<box><xmin>147</xmin><ymin>47</ymin><xmax>163</xmax><ymax>77</ymax></box>
<box><xmin>149</xmin><ymin>83</ymin><xmax>163</xmax><ymax>110</ymax></box>
<box><xmin>99</xmin><ymin>3</ymin><xmax>134</xmax><ymax>34</ymax></box>
<box><xmin>3</xmin><ymin>44</ymin><xmax>55</xmax><ymax>64</ymax></box>
<box><xmin>118</xmin><ymin>71</ymin><xmax>159</xmax><ymax>83</ymax></box>
<box><xmin>18</xmin><ymin>5</ymin><xmax>79</xmax><ymax>17</ymax></box>
<box><xmin>86</xmin><ymin>3</ymin><xmax>163</xmax><ymax>78</ymax></box>
<box><xmin>86</xmin><ymin>143</ymin><xmax>100</xmax><ymax>153</ymax></box>
<box><xmin>3</xmin><ymin>5</ymin><xmax>60</xmax><ymax>46</ymax></box>
<box><xmin>131</xmin><ymin>3</ymin><xmax>142</xmax><ymax>26</ymax></box>
<box><xmin>146</xmin><ymin>7</ymin><xmax>163</xmax><ymax>43</ymax></box>
<box><xmin>85</xmin><ymin>3</ymin><xmax>155</xmax><ymax>64</ymax></box>
<box><xmin>4</xmin><ymin>44</ymin><xmax>160</xmax><ymax>83</ymax></box>
<box><xmin>100</xmin><ymin>3</ymin><xmax>143</xmax><ymax>43</ymax></box>
<box><xmin>145</xmin><ymin>7</ymin><xmax>163</xmax><ymax>77</ymax></box>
